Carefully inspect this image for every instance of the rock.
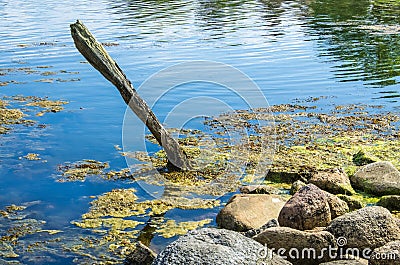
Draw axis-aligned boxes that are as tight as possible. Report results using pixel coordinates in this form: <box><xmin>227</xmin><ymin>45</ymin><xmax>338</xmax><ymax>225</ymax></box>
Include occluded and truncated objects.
<box><xmin>124</xmin><ymin>241</ymin><xmax>156</xmax><ymax>265</ymax></box>
<box><xmin>325</xmin><ymin>192</ymin><xmax>349</xmax><ymax>219</ymax></box>
<box><xmin>395</xmin><ymin>218</ymin><xmax>400</xmax><ymax>229</ymax></box>
<box><xmin>243</xmin><ymin>218</ymin><xmax>279</xmax><ymax>237</ymax></box>
<box><xmin>309</xmin><ymin>168</ymin><xmax>355</xmax><ymax>195</ymax></box>
<box><xmin>278</xmin><ymin>184</ymin><xmax>348</xmax><ymax>230</ymax></box>
<box><xmin>253</xmin><ymin>226</ymin><xmax>336</xmax><ymax>264</ymax></box>
<box><xmin>370</xmin><ymin>240</ymin><xmax>400</xmax><ymax>265</ymax></box>
<box><xmin>326</xmin><ymin>206</ymin><xmax>400</xmax><ymax>250</ymax></box>
<box><xmin>319</xmin><ymin>259</ymin><xmax>367</xmax><ymax>265</ymax></box>
<box><xmin>240</xmin><ymin>185</ymin><xmax>278</xmax><ymax>194</ymax></box>
<box><xmin>152</xmin><ymin>228</ymin><xmax>291</xmax><ymax>265</ymax></box>
<box><xmin>377</xmin><ymin>195</ymin><xmax>400</xmax><ymax>212</ymax></box>
<box><xmin>350</xmin><ymin>161</ymin><xmax>400</xmax><ymax>196</ymax></box>
<box><xmin>290</xmin><ymin>180</ymin><xmax>306</xmax><ymax>195</ymax></box>
<box><xmin>336</xmin><ymin>195</ymin><xmax>364</xmax><ymax>211</ymax></box>
<box><xmin>266</xmin><ymin>171</ymin><xmax>307</xmax><ymax>184</ymax></box>
<box><xmin>217</xmin><ymin>194</ymin><xmax>286</xmax><ymax>232</ymax></box>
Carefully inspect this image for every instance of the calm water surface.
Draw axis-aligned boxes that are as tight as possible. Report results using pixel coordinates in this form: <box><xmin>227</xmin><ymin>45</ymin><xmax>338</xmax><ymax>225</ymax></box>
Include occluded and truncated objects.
<box><xmin>0</xmin><ymin>0</ymin><xmax>399</xmax><ymax>263</ymax></box>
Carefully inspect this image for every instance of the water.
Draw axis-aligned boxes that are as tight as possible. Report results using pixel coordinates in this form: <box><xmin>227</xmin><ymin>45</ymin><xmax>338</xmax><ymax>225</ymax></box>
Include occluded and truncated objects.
<box><xmin>0</xmin><ymin>0</ymin><xmax>399</xmax><ymax>263</ymax></box>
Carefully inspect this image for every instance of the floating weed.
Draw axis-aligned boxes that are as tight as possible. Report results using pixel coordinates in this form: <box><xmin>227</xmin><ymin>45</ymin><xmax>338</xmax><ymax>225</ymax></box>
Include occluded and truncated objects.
<box><xmin>57</xmin><ymin>160</ymin><xmax>110</xmax><ymax>182</ymax></box>
<box><xmin>0</xmin><ymin>95</ymin><xmax>68</xmax><ymax>133</ymax></box>
<box><xmin>40</xmin><ymin>71</ymin><xmax>57</xmax><ymax>76</ymax></box>
<box><xmin>21</xmin><ymin>153</ymin><xmax>41</xmax><ymax>161</ymax></box>
<box><xmin>0</xmin><ymin>99</ymin><xmax>32</xmax><ymax>134</ymax></box>
<box><xmin>68</xmin><ymin>188</ymin><xmax>220</xmax><ymax>261</ymax></box>
<box><xmin>25</xmin><ymin>98</ymin><xmax>68</xmax><ymax>116</ymax></box>
<box><xmin>0</xmin><ymin>203</ymin><xmax>62</xmax><ymax>261</ymax></box>
<box><xmin>156</xmin><ymin>219</ymin><xmax>212</xmax><ymax>238</ymax></box>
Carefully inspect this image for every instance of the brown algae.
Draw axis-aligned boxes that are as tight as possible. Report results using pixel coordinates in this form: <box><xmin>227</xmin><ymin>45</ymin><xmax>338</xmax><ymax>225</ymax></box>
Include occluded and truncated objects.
<box><xmin>0</xmin><ymin>96</ymin><xmax>69</xmax><ymax>133</ymax></box>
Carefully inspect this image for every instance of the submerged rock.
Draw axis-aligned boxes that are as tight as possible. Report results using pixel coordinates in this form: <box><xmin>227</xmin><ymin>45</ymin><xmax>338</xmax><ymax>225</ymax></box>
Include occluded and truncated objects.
<box><xmin>309</xmin><ymin>168</ymin><xmax>355</xmax><ymax>195</ymax></box>
<box><xmin>152</xmin><ymin>228</ymin><xmax>291</xmax><ymax>265</ymax></box>
<box><xmin>216</xmin><ymin>194</ymin><xmax>286</xmax><ymax>232</ymax></box>
<box><xmin>377</xmin><ymin>195</ymin><xmax>400</xmax><ymax>212</ymax></box>
<box><xmin>350</xmin><ymin>161</ymin><xmax>400</xmax><ymax>196</ymax></box>
<box><xmin>326</xmin><ymin>206</ymin><xmax>400</xmax><ymax>250</ymax></box>
<box><xmin>253</xmin><ymin>226</ymin><xmax>336</xmax><ymax>265</ymax></box>
<box><xmin>124</xmin><ymin>241</ymin><xmax>156</xmax><ymax>265</ymax></box>
<box><xmin>278</xmin><ymin>184</ymin><xmax>348</xmax><ymax>230</ymax></box>
<box><xmin>370</xmin><ymin>240</ymin><xmax>400</xmax><ymax>265</ymax></box>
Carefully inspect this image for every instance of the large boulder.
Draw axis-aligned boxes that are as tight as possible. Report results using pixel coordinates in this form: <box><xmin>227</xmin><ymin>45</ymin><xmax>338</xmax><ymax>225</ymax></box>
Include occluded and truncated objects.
<box><xmin>216</xmin><ymin>194</ymin><xmax>286</xmax><ymax>232</ymax></box>
<box><xmin>350</xmin><ymin>161</ymin><xmax>400</xmax><ymax>196</ymax></box>
<box><xmin>370</xmin><ymin>240</ymin><xmax>400</xmax><ymax>265</ymax></box>
<box><xmin>377</xmin><ymin>195</ymin><xmax>400</xmax><ymax>212</ymax></box>
<box><xmin>309</xmin><ymin>169</ymin><xmax>355</xmax><ymax>195</ymax></box>
<box><xmin>152</xmin><ymin>228</ymin><xmax>291</xmax><ymax>265</ymax></box>
<box><xmin>278</xmin><ymin>184</ymin><xmax>348</xmax><ymax>230</ymax></box>
<box><xmin>326</xmin><ymin>206</ymin><xmax>400</xmax><ymax>250</ymax></box>
<box><xmin>253</xmin><ymin>226</ymin><xmax>336</xmax><ymax>265</ymax></box>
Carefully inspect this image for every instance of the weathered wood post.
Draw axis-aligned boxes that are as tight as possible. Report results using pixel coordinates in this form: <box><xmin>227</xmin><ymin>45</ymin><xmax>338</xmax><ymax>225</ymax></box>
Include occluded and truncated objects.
<box><xmin>70</xmin><ymin>20</ymin><xmax>191</xmax><ymax>170</ymax></box>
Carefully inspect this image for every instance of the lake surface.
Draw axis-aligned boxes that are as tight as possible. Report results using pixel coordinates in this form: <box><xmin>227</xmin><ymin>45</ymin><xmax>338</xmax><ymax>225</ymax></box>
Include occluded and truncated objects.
<box><xmin>1</xmin><ymin>0</ymin><xmax>399</xmax><ymax>264</ymax></box>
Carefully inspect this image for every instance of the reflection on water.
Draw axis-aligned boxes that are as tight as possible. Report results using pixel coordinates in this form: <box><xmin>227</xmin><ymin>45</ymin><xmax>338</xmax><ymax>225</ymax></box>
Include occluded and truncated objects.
<box><xmin>306</xmin><ymin>0</ymin><xmax>400</xmax><ymax>87</ymax></box>
<box><xmin>0</xmin><ymin>0</ymin><xmax>399</xmax><ymax>264</ymax></box>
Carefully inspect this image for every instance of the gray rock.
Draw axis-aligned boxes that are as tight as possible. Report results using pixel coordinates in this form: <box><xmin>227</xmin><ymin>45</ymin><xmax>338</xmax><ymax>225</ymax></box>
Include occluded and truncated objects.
<box><xmin>326</xmin><ymin>206</ymin><xmax>400</xmax><ymax>250</ymax></box>
<box><xmin>337</xmin><ymin>195</ymin><xmax>365</xmax><ymax>211</ymax></box>
<box><xmin>216</xmin><ymin>194</ymin><xmax>286</xmax><ymax>232</ymax></box>
<box><xmin>377</xmin><ymin>195</ymin><xmax>400</xmax><ymax>212</ymax></box>
<box><xmin>243</xmin><ymin>218</ymin><xmax>279</xmax><ymax>237</ymax></box>
<box><xmin>290</xmin><ymin>180</ymin><xmax>306</xmax><ymax>195</ymax></box>
<box><xmin>326</xmin><ymin>192</ymin><xmax>349</xmax><ymax>219</ymax></box>
<box><xmin>125</xmin><ymin>241</ymin><xmax>156</xmax><ymax>265</ymax></box>
<box><xmin>240</xmin><ymin>185</ymin><xmax>278</xmax><ymax>194</ymax></box>
<box><xmin>253</xmin><ymin>226</ymin><xmax>336</xmax><ymax>265</ymax></box>
<box><xmin>152</xmin><ymin>228</ymin><xmax>292</xmax><ymax>265</ymax></box>
<box><xmin>350</xmin><ymin>161</ymin><xmax>400</xmax><ymax>196</ymax></box>
<box><xmin>309</xmin><ymin>168</ymin><xmax>355</xmax><ymax>195</ymax></box>
<box><xmin>370</xmin><ymin>240</ymin><xmax>400</xmax><ymax>265</ymax></box>
<box><xmin>395</xmin><ymin>218</ymin><xmax>400</xmax><ymax>229</ymax></box>
<box><xmin>279</xmin><ymin>184</ymin><xmax>331</xmax><ymax>230</ymax></box>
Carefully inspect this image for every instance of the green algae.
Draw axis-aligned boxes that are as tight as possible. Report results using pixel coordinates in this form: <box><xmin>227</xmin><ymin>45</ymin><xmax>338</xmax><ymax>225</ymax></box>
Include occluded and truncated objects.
<box><xmin>79</xmin><ymin>188</ymin><xmax>220</xmax><ymax>220</ymax></box>
<box><xmin>156</xmin><ymin>219</ymin><xmax>212</xmax><ymax>238</ymax></box>
<box><xmin>67</xmin><ymin>188</ymin><xmax>220</xmax><ymax>263</ymax></box>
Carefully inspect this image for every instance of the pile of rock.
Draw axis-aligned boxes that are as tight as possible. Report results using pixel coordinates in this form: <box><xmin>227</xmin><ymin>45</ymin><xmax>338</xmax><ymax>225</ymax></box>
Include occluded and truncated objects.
<box><xmin>125</xmin><ymin>161</ymin><xmax>400</xmax><ymax>265</ymax></box>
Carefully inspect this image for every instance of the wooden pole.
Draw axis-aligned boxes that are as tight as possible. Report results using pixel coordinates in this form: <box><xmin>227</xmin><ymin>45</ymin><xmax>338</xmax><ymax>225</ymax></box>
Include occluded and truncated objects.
<box><xmin>70</xmin><ymin>20</ymin><xmax>191</xmax><ymax>170</ymax></box>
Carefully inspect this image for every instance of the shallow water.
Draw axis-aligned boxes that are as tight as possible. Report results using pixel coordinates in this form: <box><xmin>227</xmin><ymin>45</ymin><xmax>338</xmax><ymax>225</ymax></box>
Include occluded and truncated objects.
<box><xmin>1</xmin><ymin>0</ymin><xmax>399</xmax><ymax>263</ymax></box>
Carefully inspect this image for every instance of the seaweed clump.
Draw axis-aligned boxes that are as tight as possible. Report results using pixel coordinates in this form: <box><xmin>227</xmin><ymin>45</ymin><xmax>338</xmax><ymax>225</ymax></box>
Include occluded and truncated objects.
<box><xmin>0</xmin><ymin>95</ymin><xmax>69</xmax><ymax>134</ymax></box>
<box><xmin>68</xmin><ymin>188</ymin><xmax>218</xmax><ymax>262</ymax></box>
